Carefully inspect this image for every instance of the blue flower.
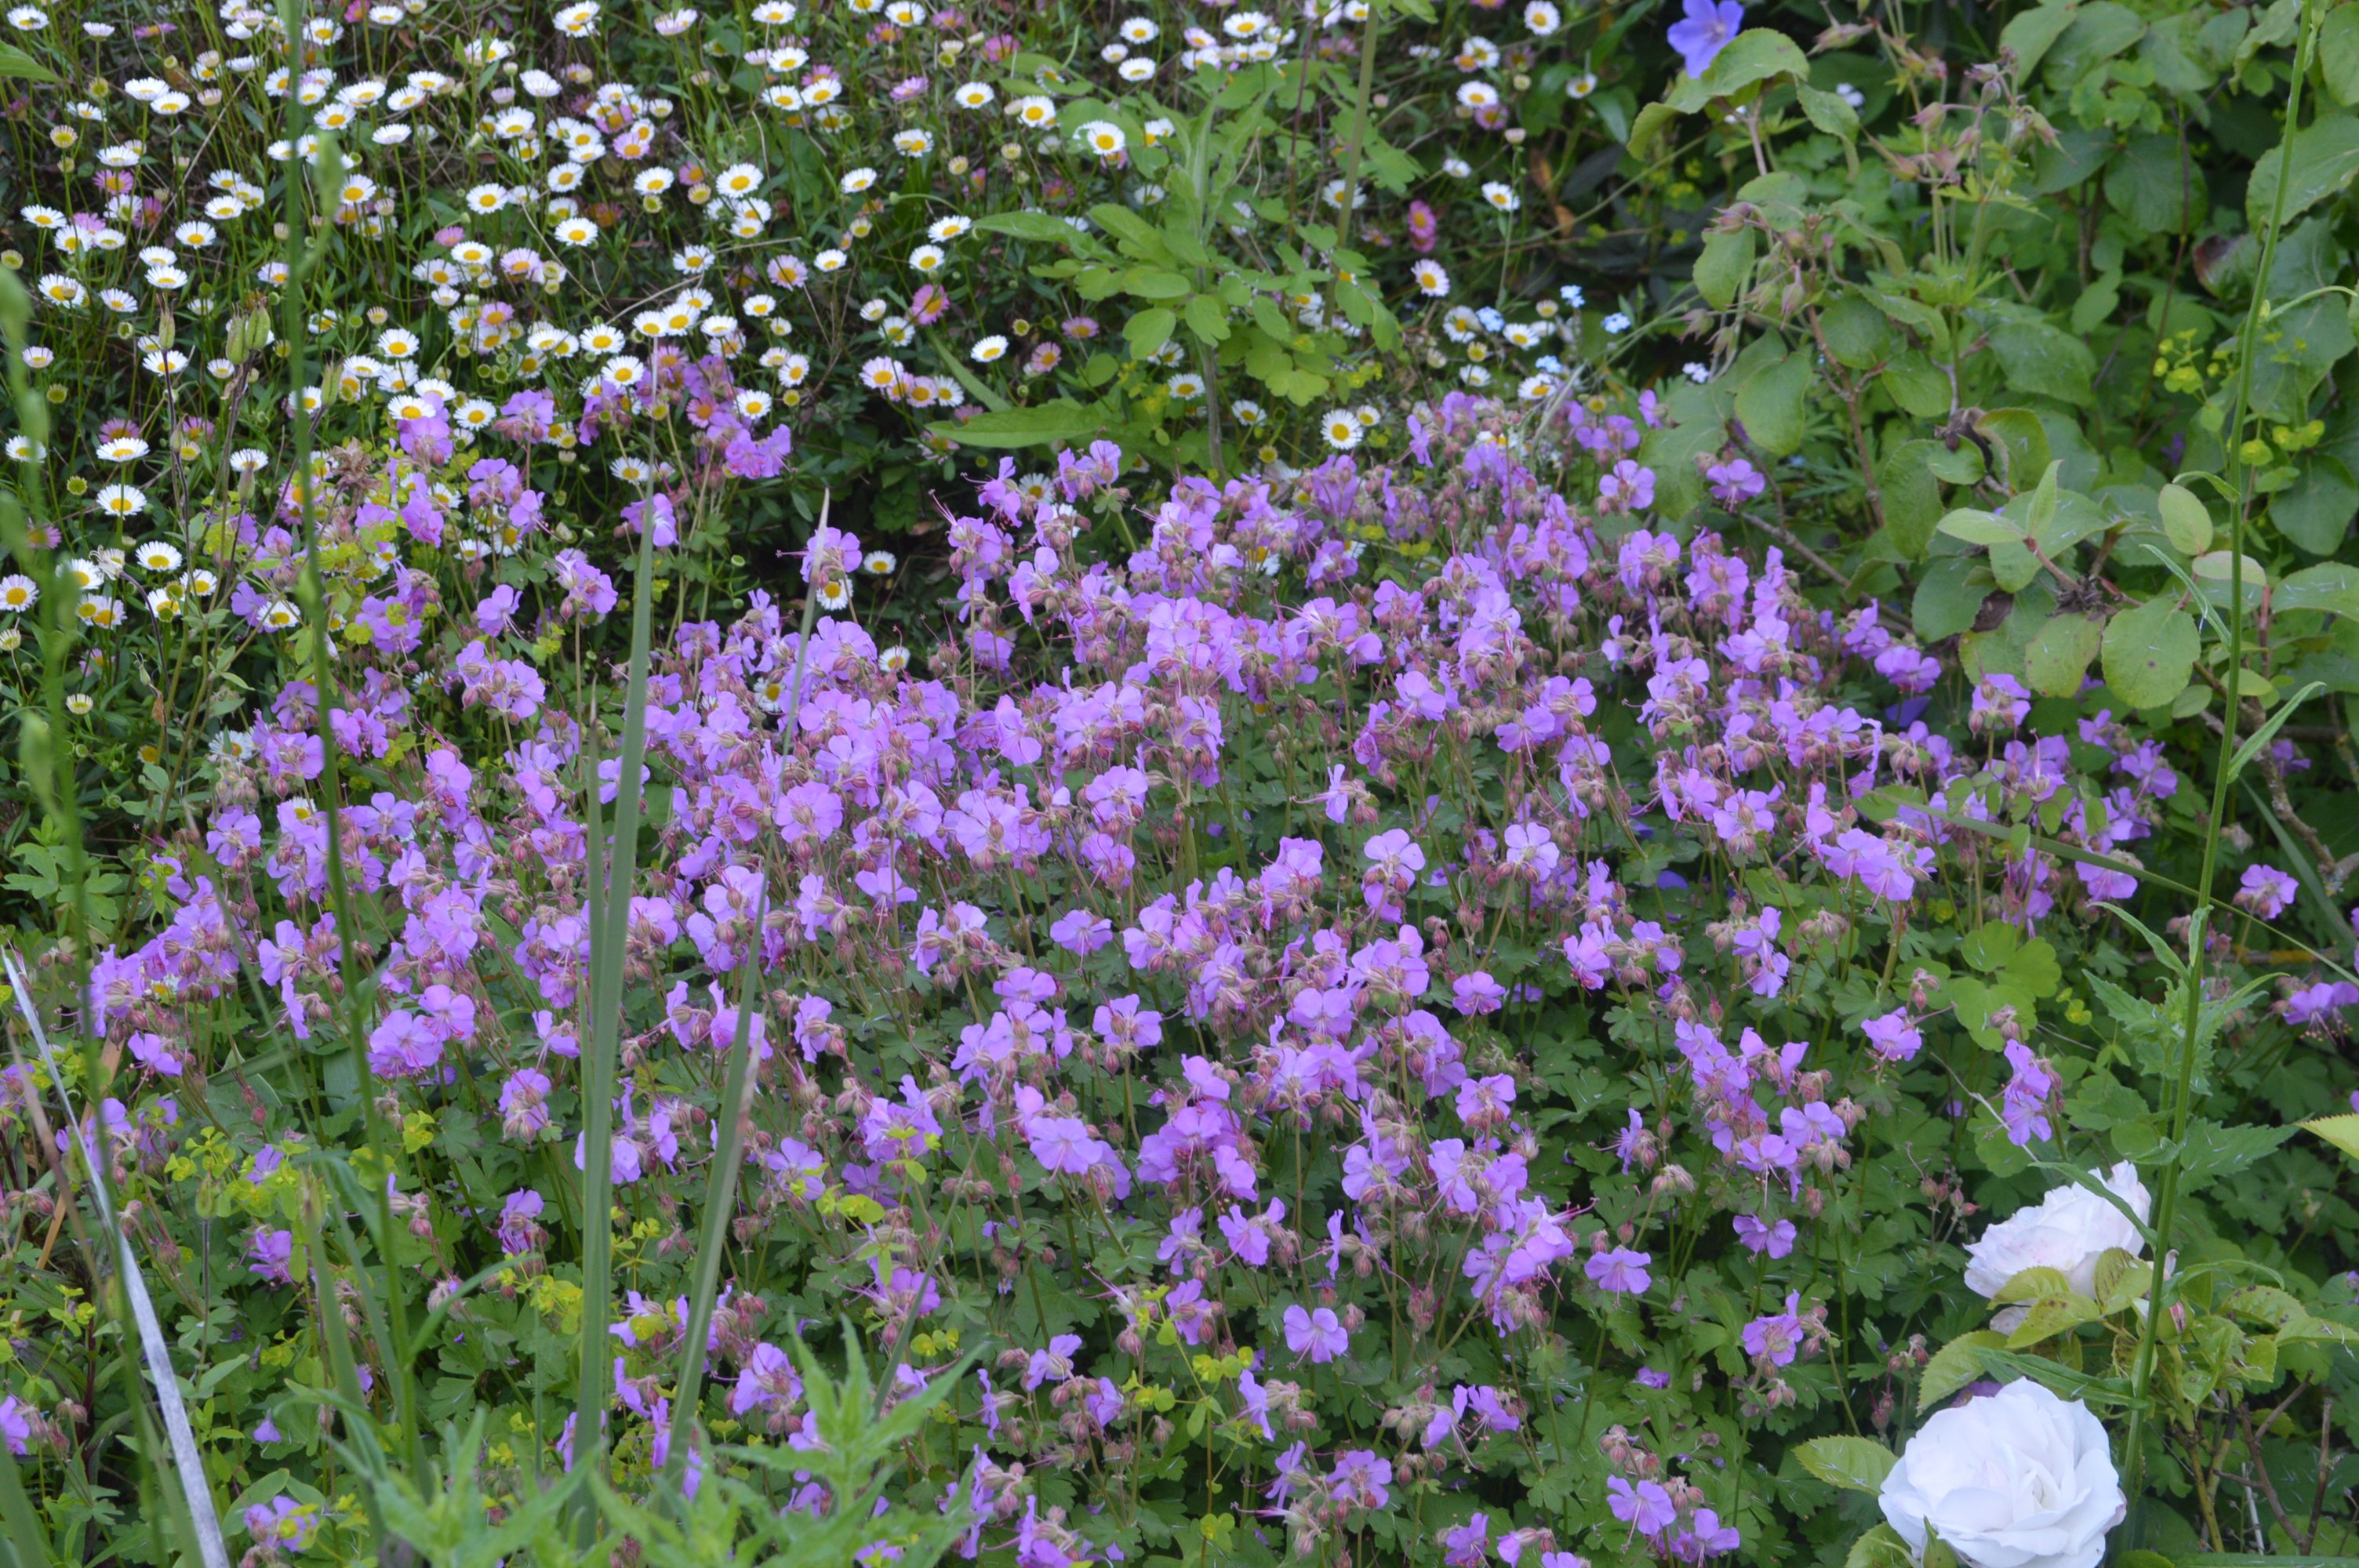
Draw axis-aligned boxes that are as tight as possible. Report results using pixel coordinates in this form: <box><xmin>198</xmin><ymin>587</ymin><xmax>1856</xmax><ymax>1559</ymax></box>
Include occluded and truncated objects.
<box><xmin>1668</xmin><ymin>0</ymin><xmax>1744</xmax><ymax>76</ymax></box>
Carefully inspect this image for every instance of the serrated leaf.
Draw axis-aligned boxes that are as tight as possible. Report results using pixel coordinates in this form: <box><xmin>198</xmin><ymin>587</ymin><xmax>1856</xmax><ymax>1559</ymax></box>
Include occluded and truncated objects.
<box><xmin>2094</xmin><ymin>1250</ymin><xmax>2152</xmax><ymax>1315</ymax></box>
<box><xmin>2005</xmin><ymin>939</ymin><xmax>2063</xmax><ymax>999</ymax></box>
<box><xmin>1994</xmin><ymin>1265</ymin><xmax>2075</xmax><ymax>1305</ymax></box>
<box><xmin>1795</xmin><ymin>1436</ymin><xmax>1898</xmax><ymax>1494</ymax></box>
<box><xmin>2179</xmin><ymin>1120</ymin><xmax>2296</xmax><ymax>1183</ymax></box>
<box><xmin>2006</xmin><ymin>1293</ymin><xmax>2103</xmax><ymax>1347</ymax></box>
<box><xmin>2302</xmin><ymin>1112</ymin><xmax>2359</xmax><ymax>1163</ymax></box>
<box><xmin>1845</xmin><ymin>1525</ymin><xmax>1916</xmax><ymax>1568</ymax></box>
<box><xmin>1919</xmin><ymin>1330</ymin><xmax>2007</xmax><ymax>1406</ymax></box>
<box><xmin>2222</xmin><ymin>1284</ymin><xmax>2308</xmax><ymax>1329</ymax></box>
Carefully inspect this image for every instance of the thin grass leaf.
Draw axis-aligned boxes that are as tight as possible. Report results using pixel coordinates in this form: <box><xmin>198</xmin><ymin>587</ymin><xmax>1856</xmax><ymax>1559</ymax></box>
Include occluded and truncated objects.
<box><xmin>657</xmin><ymin>524</ymin><xmax>826</xmax><ymax>1499</ymax></box>
<box><xmin>0</xmin><ymin>1442</ymin><xmax>50</xmax><ymax>1568</ymax></box>
<box><xmin>575</xmin><ymin>486</ymin><xmax>664</xmax><ymax>1493</ymax></box>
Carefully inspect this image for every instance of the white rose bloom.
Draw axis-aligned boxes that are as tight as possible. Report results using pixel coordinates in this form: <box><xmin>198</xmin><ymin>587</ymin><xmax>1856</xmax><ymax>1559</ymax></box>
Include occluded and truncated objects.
<box><xmin>1962</xmin><ymin>1162</ymin><xmax>2148</xmax><ymax>1302</ymax></box>
<box><xmin>1880</xmin><ymin>1380</ymin><xmax>2125</xmax><ymax>1568</ymax></box>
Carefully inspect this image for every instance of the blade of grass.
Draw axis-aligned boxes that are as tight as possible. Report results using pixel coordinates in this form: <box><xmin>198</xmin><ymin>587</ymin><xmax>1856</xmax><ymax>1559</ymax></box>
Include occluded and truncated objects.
<box><xmin>0</xmin><ymin>1440</ymin><xmax>48</xmax><ymax>1568</ymax></box>
<box><xmin>658</xmin><ymin>942</ymin><xmax>763</xmax><ymax>1500</ymax></box>
<box><xmin>659</xmin><ymin>535</ymin><xmax>823</xmax><ymax>1502</ymax></box>
<box><xmin>575</xmin><ymin>482</ymin><xmax>665</xmax><ymax>1506</ymax></box>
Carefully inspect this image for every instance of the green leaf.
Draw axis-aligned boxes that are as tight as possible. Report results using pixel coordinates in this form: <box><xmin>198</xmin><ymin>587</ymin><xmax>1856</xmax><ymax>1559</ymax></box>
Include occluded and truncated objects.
<box><xmin>2193</xmin><ymin>550</ymin><xmax>2269</xmax><ymax>590</ymax></box>
<box><xmin>2100</xmin><ymin>596</ymin><xmax>2201</xmax><ymax>710</ymax></box>
<box><xmin>1089</xmin><ymin>202</ymin><xmax>1176</xmax><ymax>263</ymax></box>
<box><xmin>2246</xmin><ymin>111</ymin><xmax>2359</xmax><ymax>227</ymax></box>
<box><xmin>2324</xmin><ymin>4</ymin><xmax>2359</xmax><ymax>105</ymax></box>
<box><xmin>1693</xmin><ymin>229</ymin><xmax>1756</xmax><ymax>310</ymax></box>
<box><xmin>933</xmin><ymin>400</ymin><xmax>1115</xmax><ymax>451</ymax></box>
<box><xmin>2157</xmin><ymin>482</ymin><xmax>2213</xmax><ymax>554</ymax></box>
<box><xmin>2072</xmin><ymin>270</ymin><xmax>2122</xmax><ymax>336</ymax></box>
<box><xmin>1928</xmin><ymin>443</ymin><xmax>1985</xmax><ymax>485</ymax></box>
<box><xmin>1794</xmin><ymin>1436</ymin><xmax>1899</xmax><ymax>1494</ymax></box>
<box><xmin>1990</xmin><ymin>539</ymin><xmax>2042</xmax><ymax>593</ymax></box>
<box><xmin>1845</xmin><ymin>1526</ymin><xmax>1916</xmax><ymax>1568</ymax></box>
<box><xmin>1987</xmin><ymin>318</ymin><xmax>2097</xmax><ymax>405</ymax></box>
<box><xmin>976</xmin><ymin>210</ymin><xmax>1095</xmax><ymax>248</ymax></box>
<box><xmin>2005</xmin><ymin>1293</ymin><xmax>2104</xmax><ymax>1347</ymax></box>
<box><xmin>2274</xmin><ymin>558</ymin><xmax>2359</xmax><ymax>612</ymax></box>
<box><xmin>0</xmin><ymin>42</ymin><xmax>56</xmax><ymax>83</ymax></box>
<box><xmin>1691</xmin><ymin>28</ymin><xmax>1810</xmax><ymax>97</ymax></box>
<box><xmin>2300</xmin><ymin>1113</ymin><xmax>2359</xmax><ymax>1163</ymax></box>
<box><xmin>1124</xmin><ymin>306</ymin><xmax>1178</xmax><ymax>357</ymax></box>
<box><xmin>1627</xmin><ymin>100</ymin><xmax>1681</xmax><ymax>158</ymax></box>
<box><xmin>2004</xmin><ymin>938</ymin><xmax>2062</xmax><ymax>999</ymax></box>
<box><xmin>1938</xmin><ymin>509</ymin><xmax>2029</xmax><ymax>546</ymax></box>
<box><xmin>2024</xmin><ymin>459</ymin><xmax>2061</xmax><ymax>543</ymax></box>
<box><xmin>1821</xmin><ymin>296</ymin><xmax>1896</xmax><ymax>368</ymax></box>
<box><xmin>1882</xmin><ymin>441</ymin><xmax>1946</xmax><ymax>559</ymax></box>
<box><xmin>2041</xmin><ymin>0</ymin><xmax>2146</xmax><ymax>85</ymax></box>
<box><xmin>1797</xmin><ymin>82</ymin><xmax>1859</xmax><ymax>138</ymax></box>
<box><xmin>2272</xmin><ymin>455</ymin><xmax>2359</xmax><ymax>554</ymax></box>
<box><xmin>2106</xmin><ymin>132</ymin><xmax>2199</xmax><ymax>234</ymax></box>
<box><xmin>1183</xmin><ymin>294</ymin><xmax>1230</xmax><ymax>346</ymax></box>
<box><xmin>1878</xmin><ymin>351</ymin><xmax>1954</xmax><ymax>418</ymax></box>
<box><xmin>1993</xmin><ymin>1265</ymin><xmax>2075</xmax><ymax>1305</ymax></box>
<box><xmin>1732</xmin><ymin>349</ymin><xmax>1812</xmax><ymax>456</ymax></box>
<box><xmin>1977</xmin><ymin>409</ymin><xmax>2053</xmax><ymax>491</ymax></box>
<box><xmin>1124</xmin><ymin>269</ymin><xmax>1193</xmax><ymax>301</ymax></box>
<box><xmin>2001</xmin><ymin>2</ymin><xmax>2079</xmax><ymax>78</ymax></box>
<box><xmin>1919</xmin><ymin>1330</ymin><xmax>2007</xmax><ymax>1406</ymax></box>
<box><xmin>1913</xmin><ymin>557</ymin><xmax>1994</xmax><ymax>641</ymax></box>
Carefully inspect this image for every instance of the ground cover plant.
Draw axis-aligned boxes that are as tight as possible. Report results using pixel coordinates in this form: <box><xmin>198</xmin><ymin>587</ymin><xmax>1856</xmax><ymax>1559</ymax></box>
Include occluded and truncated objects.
<box><xmin>5</xmin><ymin>0</ymin><xmax>2359</xmax><ymax>1564</ymax></box>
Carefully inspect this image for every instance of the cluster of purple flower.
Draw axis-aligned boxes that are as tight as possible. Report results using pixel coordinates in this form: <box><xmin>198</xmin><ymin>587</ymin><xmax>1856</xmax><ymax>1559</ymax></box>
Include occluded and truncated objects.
<box><xmin>24</xmin><ymin>388</ymin><xmax>2356</xmax><ymax>1566</ymax></box>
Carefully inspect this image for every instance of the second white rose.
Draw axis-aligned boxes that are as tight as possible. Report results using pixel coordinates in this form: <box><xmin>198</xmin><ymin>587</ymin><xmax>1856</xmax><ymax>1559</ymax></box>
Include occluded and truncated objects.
<box><xmin>1963</xmin><ymin>1161</ymin><xmax>2149</xmax><ymax>1302</ymax></box>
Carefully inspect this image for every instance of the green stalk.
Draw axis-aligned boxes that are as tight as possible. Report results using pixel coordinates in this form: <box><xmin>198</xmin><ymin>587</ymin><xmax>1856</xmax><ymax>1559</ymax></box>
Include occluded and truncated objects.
<box><xmin>2121</xmin><ymin>0</ymin><xmax>2321</xmax><ymax>1522</ymax></box>
<box><xmin>574</xmin><ymin>488</ymin><xmax>663</xmax><ymax>1505</ymax></box>
<box><xmin>659</xmin><ymin>950</ymin><xmax>763</xmax><ymax>1500</ymax></box>
<box><xmin>1335</xmin><ymin>0</ymin><xmax>1383</xmax><ymax>254</ymax></box>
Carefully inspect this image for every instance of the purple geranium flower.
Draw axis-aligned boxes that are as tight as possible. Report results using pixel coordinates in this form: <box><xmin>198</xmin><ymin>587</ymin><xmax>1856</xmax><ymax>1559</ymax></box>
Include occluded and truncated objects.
<box><xmin>1587</xmin><ymin>1246</ymin><xmax>1652</xmax><ymax>1294</ymax></box>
